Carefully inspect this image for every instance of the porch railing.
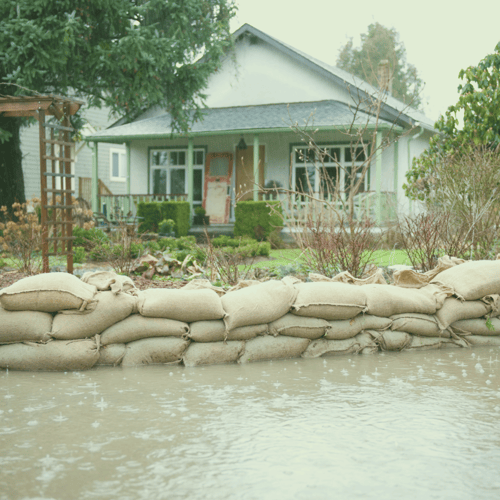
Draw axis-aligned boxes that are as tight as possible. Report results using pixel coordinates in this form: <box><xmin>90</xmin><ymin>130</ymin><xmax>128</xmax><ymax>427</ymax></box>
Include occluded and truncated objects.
<box><xmin>97</xmin><ymin>193</ymin><xmax>188</xmax><ymax>219</ymax></box>
<box><xmin>262</xmin><ymin>190</ymin><xmax>397</xmax><ymax>225</ymax></box>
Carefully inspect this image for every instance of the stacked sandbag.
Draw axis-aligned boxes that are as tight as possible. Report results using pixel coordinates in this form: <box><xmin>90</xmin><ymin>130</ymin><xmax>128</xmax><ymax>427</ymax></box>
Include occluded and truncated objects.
<box><xmin>0</xmin><ymin>305</ymin><xmax>53</xmax><ymax>343</ymax></box>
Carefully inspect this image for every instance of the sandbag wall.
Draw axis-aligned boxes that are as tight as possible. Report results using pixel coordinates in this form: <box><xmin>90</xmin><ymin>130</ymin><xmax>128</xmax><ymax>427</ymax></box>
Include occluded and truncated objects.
<box><xmin>1</xmin><ymin>260</ymin><xmax>500</xmax><ymax>371</ymax></box>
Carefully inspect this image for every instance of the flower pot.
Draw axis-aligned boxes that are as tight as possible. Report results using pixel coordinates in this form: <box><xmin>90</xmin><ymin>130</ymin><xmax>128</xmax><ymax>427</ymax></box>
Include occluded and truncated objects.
<box><xmin>193</xmin><ymin>215</ymin><xmax>210</xmax><ymax>226</ymax></box>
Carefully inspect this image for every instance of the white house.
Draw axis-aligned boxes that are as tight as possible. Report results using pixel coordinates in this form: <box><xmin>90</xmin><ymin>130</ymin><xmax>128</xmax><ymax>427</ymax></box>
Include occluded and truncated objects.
<box><xmin>85</xmin><ymin>23</ymin><xmax>435</xmax><ymax>225</ymax></box>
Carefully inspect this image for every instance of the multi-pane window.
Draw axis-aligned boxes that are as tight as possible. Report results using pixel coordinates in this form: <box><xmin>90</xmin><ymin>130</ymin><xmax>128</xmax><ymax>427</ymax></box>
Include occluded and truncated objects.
<box><xmin>110</xmin><ymin>148</ymin><xmax>126</xmax><ymax>181</ymax></box>
<box><xmin>150</xmin><ymin>148</ymin><xmax>205</xmax><ymax>205</ymax></box>
<box><xmin>293</xmin><ymin>145</ymin><xmax>368</xmax><ymax>197</ymax></box>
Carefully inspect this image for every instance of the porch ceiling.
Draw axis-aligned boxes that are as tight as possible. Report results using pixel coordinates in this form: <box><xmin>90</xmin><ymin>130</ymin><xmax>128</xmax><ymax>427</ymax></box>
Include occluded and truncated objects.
<box><xmin>85</xmin><ymin>100</ymin><xmax>401</xmax><ymax>144</ymax></box>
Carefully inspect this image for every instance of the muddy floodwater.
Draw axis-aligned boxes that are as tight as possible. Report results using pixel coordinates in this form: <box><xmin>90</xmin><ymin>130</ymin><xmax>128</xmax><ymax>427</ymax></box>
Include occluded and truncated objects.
<box><xmin>1</xmin><ymin>347</ymin><xmax>500</xmax><ymax>500</ymax></box>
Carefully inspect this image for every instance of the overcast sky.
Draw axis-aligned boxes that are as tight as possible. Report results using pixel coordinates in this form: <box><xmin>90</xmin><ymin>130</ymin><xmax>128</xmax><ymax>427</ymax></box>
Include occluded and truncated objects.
<box><xmin>230</xmin><ymin>0</ymin><xmax>500</xmax><ymax>122</ymax></box>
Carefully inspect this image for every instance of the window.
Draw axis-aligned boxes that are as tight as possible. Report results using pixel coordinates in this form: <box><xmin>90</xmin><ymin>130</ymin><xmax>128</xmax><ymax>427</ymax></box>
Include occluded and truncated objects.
<box><xmin>150</xmin><ymin>148</ymin><xmax>205</xmax><ymax>205</ymax></box>
<box><xmin>292</xmin><ymin>145</ymin><xmax>369</xmax><ymax>198</ymax></box>
<box><xmin>110</xmin><ymin>148</ymin><xmax>126</xmax><ymax>181</ymax></box>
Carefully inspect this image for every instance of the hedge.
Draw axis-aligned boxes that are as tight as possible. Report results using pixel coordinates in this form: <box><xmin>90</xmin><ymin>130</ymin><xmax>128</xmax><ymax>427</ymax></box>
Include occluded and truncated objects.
<box><xmin>137</xmin><ymin>201</ymin><xmax>190</xmax><ymax>236</ymax></box>
<box><xmin>234</xmin><ymin>201</ymin><xmax>284</xmax><ymax>240</ymax></box>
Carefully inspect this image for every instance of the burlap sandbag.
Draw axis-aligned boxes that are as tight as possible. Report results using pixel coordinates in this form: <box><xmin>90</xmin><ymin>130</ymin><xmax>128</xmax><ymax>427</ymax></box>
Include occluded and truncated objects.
<box><xmin>81</xmin><ymin>270</ymin><xmax>136</xmax><ymax>295</ymax></box>
<box><xmin>189</xmin><ymin>320</ymin><xmax>267</xmax><ymax>342</ymax></box>
<box><xmin>95</xmin><ymin>344</ymin><xmax>126</xmax><ymax>366</ymax></box>
<box><xmin>291</xmin><ymin>282</ymin><xmax>367</xmax><ymax>320</ymax></box>
<box><xmin>52</xmin><ymin>291</ymin><xmax>137</xmax><ymax>340</ymax></box>
<box><xmin>435</xmin><ymin>298</ymin><xmax>491</xmax><ymax>331</ymax></box>
<box><xmin>0</xmin><ymin>339</ymin><xmax>99</xmax><ymax>371</ymax></box>
<box><xmin>100</xmin><ymin>315</ymin><xmax>189</xmax><ymax>345</ymax></box>
<box><xmin>390</xmin><ymin>313</ymin><xmax>445</xmax><ymax>337</ymax></box>
<box><xmin>183</xmin><ymin>341</ymin><xmax>245</xmax><ymax>367</ymax></box>
<box><xmin>239</xmin><ymin>335</ymin><xmax>310</xmax><ymax>363</ymax></box>
<box><xmin>137</xmin><ymin>289</ymin><xmax>225</xmax><ymax>322</ymax></box>
<box><xmin>405</xmin><ymin>336</ymin><xmax>461</xmax><ymax>351</ymax></box>
<box><xmin>0</xmin><ymin>273</ymin><xmax>97</xmax><ymax>312</ymax></box>
<box><xmin>121</xmin><ymin>338</ymin><xmax>189</xmax><ymax>367</ymax></box>
<box><xmin>364</xmin><ymin>284</ymin><xmax>447</xmax><ymax>317</ymax></box>
<box><xmin>183</xmin><ymin>279</ymin><xmax>226</xmax><ymax>297</ymax></box>
<box><xmin>310</xmin><ymin>268</ymin><xmax>387</xmax><ymax>285</ymax></box>
<box><xmin>431</xmin><ymin>260</ymin><xmax>500</xmax><ymax>301</ymax></box>
<box><xmin>0</xmin><ymin>306</ymin><xmax>53</xmax><ymax>343</ymax></box>
<box><xmin>301</xmin><ymin>337</ymin><xmax>361</xmax><ymax>358</ymax></box>
<box><xmin>393</xmin><ymin>256</ymin><xmax>465</xmax><ymax>288</ymax></box>
<box><xmin>451</xmin><ymin>318</ymin><xmax>500</xmax><ymax>336</ymax></box>
<box><xmin>366</xmin><ymin>329</ymin><xmax>412</xmax><ymax>351</ymax></box>
<box><xmin>464</xmin><ymin>335</ymin><xmax>500</xmax><ymax>346</ymax></box>
<box><xmin>222</xmin><ymin>279</ymin><xmax>297</xmax><ymax>331</ymax></box>
<box><xmin>325</xmin><ymin>315</ymin><xmax>392</xmax><ymax>340</ymax></box>
<box><xmin>269</xmin><ymin>314</ymin><xmax>330</xmax><ymax>340</ymax></box>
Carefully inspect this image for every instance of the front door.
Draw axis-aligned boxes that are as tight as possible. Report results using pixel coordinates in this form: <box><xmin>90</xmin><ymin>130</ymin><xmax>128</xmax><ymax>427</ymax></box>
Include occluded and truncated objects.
<box><xmin>235</xmin><ymin>146</ymin><xmax>265</xmax><ymax>201</ymax></box>
<box><xmin>203</xmin><ymin>153</ymin><xmax>233</xmax><ymax>224</ymax></box>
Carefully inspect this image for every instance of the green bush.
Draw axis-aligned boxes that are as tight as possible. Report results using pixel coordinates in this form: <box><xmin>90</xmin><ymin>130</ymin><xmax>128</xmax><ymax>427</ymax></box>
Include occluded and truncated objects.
<box><xmin>159</xmin><ymin>219</ymin><xmax>175</xmax><ymax>234</ymax></box>
<box><xmin>89</xmin><ymin>242</ymin><xmax>112</xmax><ymax>261</ymax></box>
<box><xmin>73</xmin><ymin>226</ymin><xmax>109</xmax><ymax>250</ymax></box>
<box><xmin>160</xmin><ymin>201</ymin><xmax>190</xmax><ymax>237</ymax></box>
<box><xmin>73</xmin><ymin>246</ymin><xmax>86</xmax><ymax>264</ymax></box>
<box><xmin>234</xmin><ymin>201</ymin><xmax>283</xmax><ymax>240</ymax></box>
<box><xmin>129</xmin><ymin>241</ymin><xmax>144</xmax><ymax>258</ymax></box>
<box><xmin>137</xmin><ymin>202</ymin><xmax>162</xmax><ymax>233</ymax></box>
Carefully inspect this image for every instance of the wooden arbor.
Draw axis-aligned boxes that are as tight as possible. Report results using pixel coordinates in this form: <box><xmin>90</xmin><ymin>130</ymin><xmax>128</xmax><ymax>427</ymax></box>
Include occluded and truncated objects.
<box><xmin>0</xmin><ymin>95</ymin><xmax>83</xmax><ymax>273</ymax></box>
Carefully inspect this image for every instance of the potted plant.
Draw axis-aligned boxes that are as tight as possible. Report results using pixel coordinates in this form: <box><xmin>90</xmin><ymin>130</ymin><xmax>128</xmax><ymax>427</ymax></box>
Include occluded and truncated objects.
<box><xmin>158</xmin><ymin>218</ymin><xmax>176</xmax><ymax>238</ymax></box>
<box><xmin>193</xmin><ymin>206</ymin><xmax>210</xmax><ymax>226</ymax></box>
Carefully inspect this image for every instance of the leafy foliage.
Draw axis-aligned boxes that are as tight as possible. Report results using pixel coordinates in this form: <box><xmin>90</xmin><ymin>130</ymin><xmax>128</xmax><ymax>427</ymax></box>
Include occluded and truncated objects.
<box><xmin>234</xmin><ymin>201</ymin><xmax>284</xmax><ymax>240</ymax></box>
<box><xmin>405</xmin><ymin>42</ymin><xmax>500</xmax><ymax>201</ymax></box>
<box><xmin>337</xmin><ymin>22</ymin><xmax>424</xmax><ymax>109</ymax></box>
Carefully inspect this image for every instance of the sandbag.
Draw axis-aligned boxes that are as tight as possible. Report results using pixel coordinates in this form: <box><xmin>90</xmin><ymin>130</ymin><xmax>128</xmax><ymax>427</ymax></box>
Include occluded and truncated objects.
<box><xmin>0</xmin><ymin>273</ymin><xmax>97</xmax><ymax>312</ymax></box>
<box><xmin>301</xmin><ymin>337</ymin><xmax>361</xmax><ymax>358</ymax></box>
<box><xmin>222</xmin><ymin>279</ymin><xmax>297</xmax><ymax>331</ymax></box>
<box><xmin>451</xmin><ymin>318</ymin><xmax>500</xmax><ymax>336</ymax></box>
<box><xmin>464</xmin><ymin>335</ymin><xmax>500</xmax><ymax>346</ymax></box>
<box><xmin>310</xmin><ymin>268</ymin><xmax>387</xmax><ymax>285</ymax></box>
<box><xmin>183</xmin><ymin>341</ymin><xmax>245</xmax><ymax>367</ymax></box>
<box><xmin>406</xmin><ymin>336</ymin><xmax>461</xmax><ymax>351</ymax></box>
<box><xmin>52</xmin><ymin>291</ymin><xmax>137</xmax><ymax>340</ymax></box>
<box><xmin>435</xmin><ymin>298</ymin><xmax>491</xmax><ymax>331</ymax></box>
<box><xmin>364</xmin><ymin>284</ymin><xmax>447</xmax><ymax>317</ymax></box>
<box><xmin>183</xmin><ymin>279</ymin><xmax>226</xmax><ymax>297</ymax></box>
<box><xmin>291</xmin><ymin>282</ymin><xmax>367</xmax><ymax>320</ymax></box>
<box><xmin>239</xmin><ymin>335</ymin><xmax>310</xmax><ymax>364</ymax></box>
<box><xmin>366</xmin><ymin>330</ymin><xmax>412</xmax><ymax>351</ymax></box>
<box><xmin>121</xmin><ymin>338</ymin><xmax>189</xmax><ymax>367</ymax></box>
<box><xmin>0</xmin><ymin>306</ymin><xmax>53</xmax><ymax>343</ymax></box>
<box><xmin>81</xmin><ymin>270</ymin><xmax>136</xmax><ymax>294</ymax></box>
<box><xmin>95</xmin><ymin>344</ymin><xmax>126</xmax><ymax>366</ymax></box>
<box><xmin>0</xmin><ymin>339</ymin><xmax>99</xmax><ymax>371</ymax></box>
<box><xmin>325</xmin><ymin>315</ymin><xmax>392</xmax><ymax>340</ymax></box>
<box><xmin>393</xmin><ymin>256</ymin><xmax>465</xmax><ymax>288</ymax></box>
<box><xmin>269</xmin><ymin>314</ymin><xmax>330</xmax><ymax>340</ymax></box>
<box><xmin>431</xmin><ymin>260</ymin><xmax>500</xmax><ymax>301</ymax></box>
<box><xmin>189</xmin><ymin>321</ymin><xmax>267</xmax><ymax>342</ymax></box>
<box><xmin>390</xmin><ymin>313</ymin><xmax>445</xmax><ymax>337</ymax></box>
<box><xmin>137</xmin><ymin>289</ymin><xmax>225</xmax><ymax>322</ymax></box>
<box><xmin>100</xmin><ymin>315</ymin><xmax>189</xmax><ymax>345</ymax></box>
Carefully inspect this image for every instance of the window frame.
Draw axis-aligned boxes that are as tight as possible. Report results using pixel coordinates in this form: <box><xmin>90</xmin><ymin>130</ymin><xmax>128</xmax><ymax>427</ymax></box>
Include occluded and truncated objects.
<box><xmin>109</xmin><ymin>147</ymin><xmax>127</xmax><ymax>182</ymax></box>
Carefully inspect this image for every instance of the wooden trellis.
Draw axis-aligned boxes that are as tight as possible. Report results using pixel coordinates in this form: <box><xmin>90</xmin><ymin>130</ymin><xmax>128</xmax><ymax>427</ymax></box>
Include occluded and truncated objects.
<box><xmin>0</xmin><ymin>95</ymin><xmax>83</xmax><ymax>273</ymax></box>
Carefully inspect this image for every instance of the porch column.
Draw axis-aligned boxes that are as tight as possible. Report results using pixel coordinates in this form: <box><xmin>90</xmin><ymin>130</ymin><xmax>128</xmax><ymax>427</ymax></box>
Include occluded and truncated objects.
<box><xmin>91</xmin><ymin>141</ymin><xmax>99</xmax><ymax>213</ymax></box>
<box><xmin>126</xmin><ymin>142</ymin><xmax>131</xmax><ymax>214</ymax></box>
<box><xmin>187</xmin><ymin>137</ymin><xmax>194</xmax><ymax>217</ymax></box>
<box><xmin>253</xmin><ymin>134</ymin><xmax>259</xmax><ymax>201</ymax></box>
<box><xmin>375</xmin><ymin>131</ymin><xmax>383</xmax><ymax>225</ymax></box>
<box><xmin>393</xmin><ymin>135</ymin><xmax>399</xmax><ymax>219</ymax></box>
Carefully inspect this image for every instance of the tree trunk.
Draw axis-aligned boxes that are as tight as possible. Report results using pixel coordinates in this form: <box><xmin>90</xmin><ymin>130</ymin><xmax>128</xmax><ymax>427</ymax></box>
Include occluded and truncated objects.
<box><xmin>0</xmin><ymin>117</ymin><xmax>26</xmax><ymax>210</ymax></box>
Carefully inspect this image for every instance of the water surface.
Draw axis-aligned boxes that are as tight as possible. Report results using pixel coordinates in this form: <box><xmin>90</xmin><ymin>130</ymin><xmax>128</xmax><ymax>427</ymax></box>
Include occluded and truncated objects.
<box><xmin>1</xmin><ymin>347</ymin><xmax>500</xmax><ymax>500</ymax></box>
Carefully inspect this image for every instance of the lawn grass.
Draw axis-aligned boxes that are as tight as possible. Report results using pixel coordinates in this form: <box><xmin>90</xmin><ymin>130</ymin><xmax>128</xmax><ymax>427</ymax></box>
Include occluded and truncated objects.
<box><xmin>248</xmin><ymin>248</ymin><xmax>412</xmax><ymax>270</ymax></box>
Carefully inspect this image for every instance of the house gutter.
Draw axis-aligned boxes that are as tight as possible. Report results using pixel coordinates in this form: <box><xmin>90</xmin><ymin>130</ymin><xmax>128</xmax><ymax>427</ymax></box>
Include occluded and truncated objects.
<box><xmin>407</xmin><ymin>124</ymin><xmax>424</xmax><ymax>214</ymax></box>
<box><xmin>84</xmin><ymin>123</ymin><xmax>403</xmax><ymax>145</ymax></box>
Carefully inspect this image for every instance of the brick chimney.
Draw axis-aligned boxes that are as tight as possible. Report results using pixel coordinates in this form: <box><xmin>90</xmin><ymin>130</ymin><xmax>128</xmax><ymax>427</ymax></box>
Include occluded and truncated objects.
<box><xmin>378</xmin><ymin>59</ymin><xmax>392</xmax><ymax>95</ymax></box>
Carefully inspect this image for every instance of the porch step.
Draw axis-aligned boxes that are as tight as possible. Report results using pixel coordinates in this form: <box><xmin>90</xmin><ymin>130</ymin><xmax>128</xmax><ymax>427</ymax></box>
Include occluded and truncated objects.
<box><xmin>188</xmin><ymin>223</ymin><xmax>234</xmax><ymax>241</ymax></box>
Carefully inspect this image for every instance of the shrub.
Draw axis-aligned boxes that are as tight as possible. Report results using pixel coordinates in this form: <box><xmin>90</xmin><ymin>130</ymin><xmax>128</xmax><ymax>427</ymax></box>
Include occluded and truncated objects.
<box><xmin>194</xmin><ymin>206</ymin><xmax>206</xmax><ymax>216</ymax></box>
<box><xmin>73</xmin><ymin>246</ymin><xmax>86</xmax><ymax>264</ymax></box>
<box><xmin>137</xmin><ymin>202</ymin><xmax>162</xmax><ymax>233</ymax></box>
<box><xmin>159</xmin><ymin>219</ymin><xmax>175</xmax><ymax>235</ymax></box>
<box><xmin>234</xmin><ymin>201</ymin><xmax>284</xmax><ymax>240</ymax></box>
<box><xmin>73</xmin><ymin>226</ymin><xmax>109</xmax><ymax>250</ymax></box>
<box><xmin>160</xmin><ymin>201</ymin><xmax>190</xmax><ymax>237</ymax></box>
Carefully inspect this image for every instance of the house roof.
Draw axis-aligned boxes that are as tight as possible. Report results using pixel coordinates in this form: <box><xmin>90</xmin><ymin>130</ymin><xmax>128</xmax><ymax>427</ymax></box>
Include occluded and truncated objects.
<box><xmin>86</xmin><ymin>100</ymin><xmax>400</xmax><ymax>143</ymax></box>
<box><xmin>232</xmin><ymin>24</ymin><xmax>434</xmax><ymax>132</ymax></box>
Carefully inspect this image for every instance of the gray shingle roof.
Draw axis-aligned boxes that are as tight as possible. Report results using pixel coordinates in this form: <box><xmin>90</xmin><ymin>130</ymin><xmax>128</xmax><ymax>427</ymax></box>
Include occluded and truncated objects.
<box><xmin>88</xmin><ymin>100</ymin><xmax>397</xmax><ymax>141</ymax></box>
